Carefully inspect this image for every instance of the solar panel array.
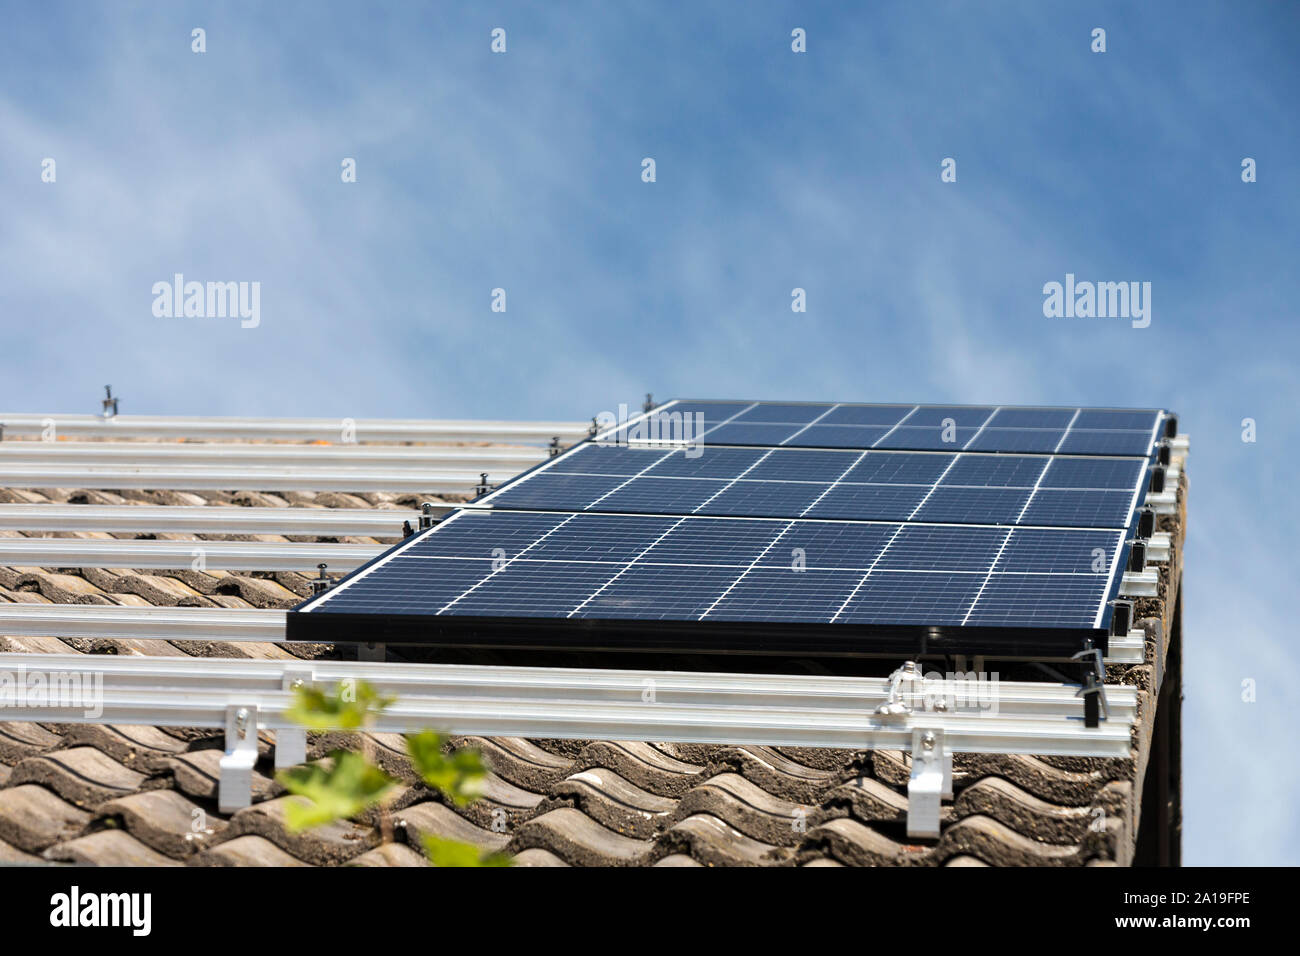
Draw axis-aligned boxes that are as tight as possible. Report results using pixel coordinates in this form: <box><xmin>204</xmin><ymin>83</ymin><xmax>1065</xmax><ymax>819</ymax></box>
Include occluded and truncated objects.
<box><xmin>290</xmin><ymin>400</ymin><xmax>1168</xmax><ymax>660</ymax></box>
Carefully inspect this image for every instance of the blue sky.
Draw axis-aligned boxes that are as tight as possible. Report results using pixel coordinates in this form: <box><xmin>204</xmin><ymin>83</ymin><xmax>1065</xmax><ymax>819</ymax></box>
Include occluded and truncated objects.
<box><xmin>2</xmin><ymin>1</ymin><xmax>1297</xmax><ymax>864</ymax></box>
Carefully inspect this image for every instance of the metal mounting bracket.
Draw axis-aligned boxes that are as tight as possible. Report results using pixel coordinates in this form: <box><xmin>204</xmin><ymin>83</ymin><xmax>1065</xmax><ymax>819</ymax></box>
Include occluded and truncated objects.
<box><xmin>907</xmin><ymin>727</ymin><xmax>950</xmax><ymax>839</ymax></box>
<box><xmin>418</xmin><ymin>501</ymin><xmax>438</xmax><ymax>530</ymax></box>
<box><xmin>358</xmin><ymin>642</ymin><xmax>386</xmax><ymax>662</ymax></box>
<box><xmin>1071</xmin><ymin>643</ymin><xmax>1109</xmax><ymax>728</ymax></box>
<box><xmin>275</xmin><ymin>667</ymin><xmax>313</xmax><ymax>770</ymax></box>
<box><xmin>100</xmin><ymin>385</ymin><xmax>119</xmax><ymax>419</ymax></box>
<box><xmin>877</xmin><ymin>662</ymin><xmax>952</xmax><ymax>839</ymax></box>
<box><xmin>1120</xmin><ymin>569</ymin><xmax>1159</xmax><ymax>597</ymax></box>
<box><xmin>311</xmin><ymin>563</ymin><xmax>330</xmax><ymax>595</ymax></box>
<box><xmin>219</xmin><ymin>703</ymin><xmax>259</xmax><ymax>813</ymax></box>
<box><xmin>876</xmin><ymin>660</ymin><xmax>925</xmax><ymax>716</ymax></box>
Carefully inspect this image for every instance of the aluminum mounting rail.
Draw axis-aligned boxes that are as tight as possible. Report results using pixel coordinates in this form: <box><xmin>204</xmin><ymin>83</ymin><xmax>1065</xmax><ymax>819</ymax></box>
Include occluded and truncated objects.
<box><xmin>0</xmin><ymin>651</ymin><xmax>1137</xmax><ymax>826</ymax></box>
<box><xmin>0</xmin><ymin>503</ymin><xmax>437</xmax><ymax>536</ymax></box>
<box><xmin>0</xmin><ymin>464</ymin><xmax>499</xmax><ymax>494</ymax></box>
<box><xmin>0</xmin><ymin>604</ymin><xmax>285</xmax><ymax>643</ymax></box>
<box><xmin>0</xmin><ymin>652</ymin><xmax>1139</xmax><ymax>722</ymax></box>
<box><xmin>0</xmin><ymin>413</ymin><xmax>588</xmax><ymax>445</ymax></box>
<box><xmin>0</xmin><ymin>442</ymin><xmax>547</xmax><ymax>471</ymax></box>
<box><xmin>0</xmin><ymin>538</ymin><xmax>380</xmax><ymax>573</ymax></box>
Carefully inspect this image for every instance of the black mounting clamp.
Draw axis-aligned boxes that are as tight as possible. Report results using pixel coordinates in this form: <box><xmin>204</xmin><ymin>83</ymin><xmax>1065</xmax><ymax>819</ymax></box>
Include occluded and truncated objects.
<box><xmin>418</xmin><ymin>502</ymin><xmax>439</xmax><ymax>530</ymax></box>
<box><xmin>1148</xmin><ymin>465</ymin><xmax>1166</xmax><ymax>494</ymax></box>
<box><xmin>402</xmin><ymin>520</ymin><xmax>414</xmax><ymax>539</ymax></box>
<box><xmin>549</xmin><ymin>436</ymin><xmax>560</xmax><ymax>457</ymax></box>
<box><xmin>311</xmin><ymin>563</ymin><xmax>331</xmax><ymax>595</ymax></box>
<box><xmin>1109</xmin><ymin>598</ymin><xmax>1133</xmax><ymax>639</ymax></box>
<box><xmin>474</xmin><ymin>473</ymin><xmax>490</xmax><ymax>497</ymax></box>
<box><xmin>1071</xmin><ymin>640</ymin><xmax>1109</xmax><ymax>728</ymax></box>
<box><xmin>588</xmin><ymin>416</ymin><xmax>599</xmax><ymax>437</ymax></box>
<box><xmin>101</xmin><ymin>385</ymin><xmax>120</xmax><ymax>418</ymax></box>
<box><xmin>1127</xmin><ymin>538</ymin><xmax>1148</xmax><ymax>573</ymax></box>
<box><xmin>642</xmin><ymin>393</ymin><xmax>655</xmax><ymax>413</ymax></box>
<box><xmin>1137</xmin><ymin>505</ymin><xmax>1156</xmax><ymax>540</ymax></box>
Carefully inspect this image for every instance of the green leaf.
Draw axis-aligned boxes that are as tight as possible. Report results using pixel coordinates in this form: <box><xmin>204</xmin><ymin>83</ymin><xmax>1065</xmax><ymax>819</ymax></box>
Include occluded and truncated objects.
<box><xmin>422</xmin><ymin>834</ymin><xmax>512</xmax><ymax>867</ymax></box>
<box><xmin>406</xmin><ymin>731</ymin><xmax>487</xmax><ymax>806</ymax></box>
<box><xmin>284</xmin><ymin>680</ymin><xmax>395</xmax><ymax>731</ymax></box>
<box><xmin>276</xmin><ymin>750</ymin><xmax>398</xmax><ymax>832</ymax></box>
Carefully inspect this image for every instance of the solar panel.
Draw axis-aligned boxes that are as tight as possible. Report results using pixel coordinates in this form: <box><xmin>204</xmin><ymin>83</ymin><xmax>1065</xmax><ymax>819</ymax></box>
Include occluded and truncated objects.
<box><xmin>482</xmin><ymin>444</ymin><xmax>1145</xmax><ymax>528</ymax></box>
<box><xmin>292</xmin><ymin>509</ymin><xmax>1122</xmax><ymax>655</ymax></box>
<box><xmin>289</xmin><ymin>398</ymin><xmax>1172</xmax><ymax>662</ymax></box>
<box><xmin>603</xmin><ymin>400</ymin><xmax>1163</xmax><ymax>457</ymax></box>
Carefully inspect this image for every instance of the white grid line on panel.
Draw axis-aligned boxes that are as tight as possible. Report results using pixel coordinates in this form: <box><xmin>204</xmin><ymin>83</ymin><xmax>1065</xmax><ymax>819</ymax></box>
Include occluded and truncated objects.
<box><xmin>690</xmin><ymin>448</ymin><xmax>778</xmax><ymax>512</ymax></box>
<box><xmin>439</xmin><ymin>514</ymin><xmax>578</xmax><ymax>613</ymax></box>
<box><xmin>869</xmin><ymin>404</ymin><xmax>921</xmax><ymax>447</ymax></box>
<box><xmin>960</xmin><ymin>528</ymin><xmax>1017</xmax><ymax>626</ymax></box>
<box><xmin>697</xmin><ymin>521</ymin><xmax>797</xmax><ymax>618</ymax></box>
<box><xmin>566</xmin><ymin>517</ymin><xmax>690</xmax><ymax>617</ymax></box>
<box><xmin>961</xmin><ymin>406</ymin><xmax>1004</xmax><ymax>450</ymax></box>
<box><xmin>779</xmin><ymin>403</ymin><xmax>843</xmax><ymax>445</ymax></box>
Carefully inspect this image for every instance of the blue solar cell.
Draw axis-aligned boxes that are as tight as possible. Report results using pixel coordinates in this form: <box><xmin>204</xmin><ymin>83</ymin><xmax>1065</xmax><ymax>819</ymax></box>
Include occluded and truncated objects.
<box><xmin>732</xmin><ymin>403</ymin><xmax>834</xmax><ymax>424</ymax></box>
<box><xmin>803</xmin><ymin>484</ymin><xmax>928</xmax><ymax>522</ymax></box>
<box><xmin>578</xmin><ymin>564</ymin><xmax>740</xmax><ymax>619</ymax></box>
<box><xmin>313</xmin><ymin>557</ymin><xmax>493</xmax><ymax>614</ymax></box>
<box><xmin>964</xmin><ymin>574</ymin><xmax>1105</xmax><ymax>627</ymax></box>
<box><xmin>874</xmin><ymin>425</ymin><xmax>980</xmax><ymax>451</ymax></box>
<box><xmin>754</xmin><ymin>522</ymin><xmax>893</xmax><ymax>570</ymax></box>
<box><xmin>645</xmin><ymin>446</ymin><xmax>766</xmax><ymax>478</ymax></box>
<box><xmin>913</xmin><ymin>486</ymin><xmax>1029</xmax><ymax>524</ymax></box>
<box><xmin>997</xmin><ymin>528</ymin><xmax>1120</xmax><ymax>574</ymax></box>
<box><xmin>548</xmin><ymin>444</ymin><xmax>668</xmax><ymax>475</ymax></box>
<box><xmin>451</xmin><ymin>560</ymin><xmax>617</xmax><ymax>617</ymax></box>
<box><xmin>1056</xmin><ymin>430</ymin><xmax>1153</xmax><ymax>456</ymax></box>
<box><xmin>703</xmin><ymin>480</ymin><xmax>829</xmax><ymax>517</ymax></box>
<box><xmin>593</xmin><ymin>476</ymin><xmax>731</xmax><ymax>514</ymax></box>
<box><xmin>703</xmin><ymin>422</ymin><xmax>803</xmax><ymax>446</ymax></box>
<box><xmin>637</xmin><ymin>517</ymin><xmax>778</xmax><ymax>566</ymax></box>
<box><xmin>406</xmin><ymin>511</ymin><xmax>568</xmax><ymax>559</ymax></box>
<box><xmin>786</xmin><ymin>424</ymin><xmax>891</xmax><ymax>448</ymax></box>
<box><xmin>838</xmin><ymin>571</ymin><xmax>985</xmax><ymax>624</ymax></box>
<box><xmin>943</xmin><ymin>455</ymin><xmax>1048</xmax><ymax>488</ymax></box>
<box><xmin>704</xmin><ymin>568</ymin><xmax>863</xmax><ymax>622</ymax></box>
<box><xmin>907</xmin><ymin>406</ymin><xmax>996</xmax><ymax>427</ymax></box>
<box><xmin>1073</xmin><ymin>409</ymin><xmax>1159</xmax><ymax>430</ymax></box>
<box><xmin>877</xmin><ymin>525</ymin><xmax>1007</xmax><ymax>572</ymax></box>
<box><xmin>820</xmin><ymin>405</ymin><xmax>913</xmax><ymax>426</ymax></box>
<box><xmin>525</xmin><ymin>514</ymin><xmax>677</xmax><ymax>563</ymax></box>
<box><xmin>843</xmin><ymin>452</ymin><xmax>951</xmax><ymax>484</ymax></box>
<box><xmin>966</xmin><ymin>427</ymin><xmax>1067</xmax><ymax>453</ymax></box>
<box><xmin>1039</xmin><ymin>457</ymin><xmax>1143</xmax><ymax>491</ymax></box>
<box><xmin>989</xmin><ymin>408</ymin><xmax>1077</xmax><ymax>428</ymax></box>
<box><xmin>484</xmin><ymin>472</ymin><xmax>628</xmax><ymax>511</ymax></box>
<box><xmin>744</xmin><ymin>448</ymin><xmax>862</xmax><ymax>482</ymax></box>
<box><xmin>1018</xmin><ymin>489</ymin><xmax>1135</xmax><ymax>528</ymax></box>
